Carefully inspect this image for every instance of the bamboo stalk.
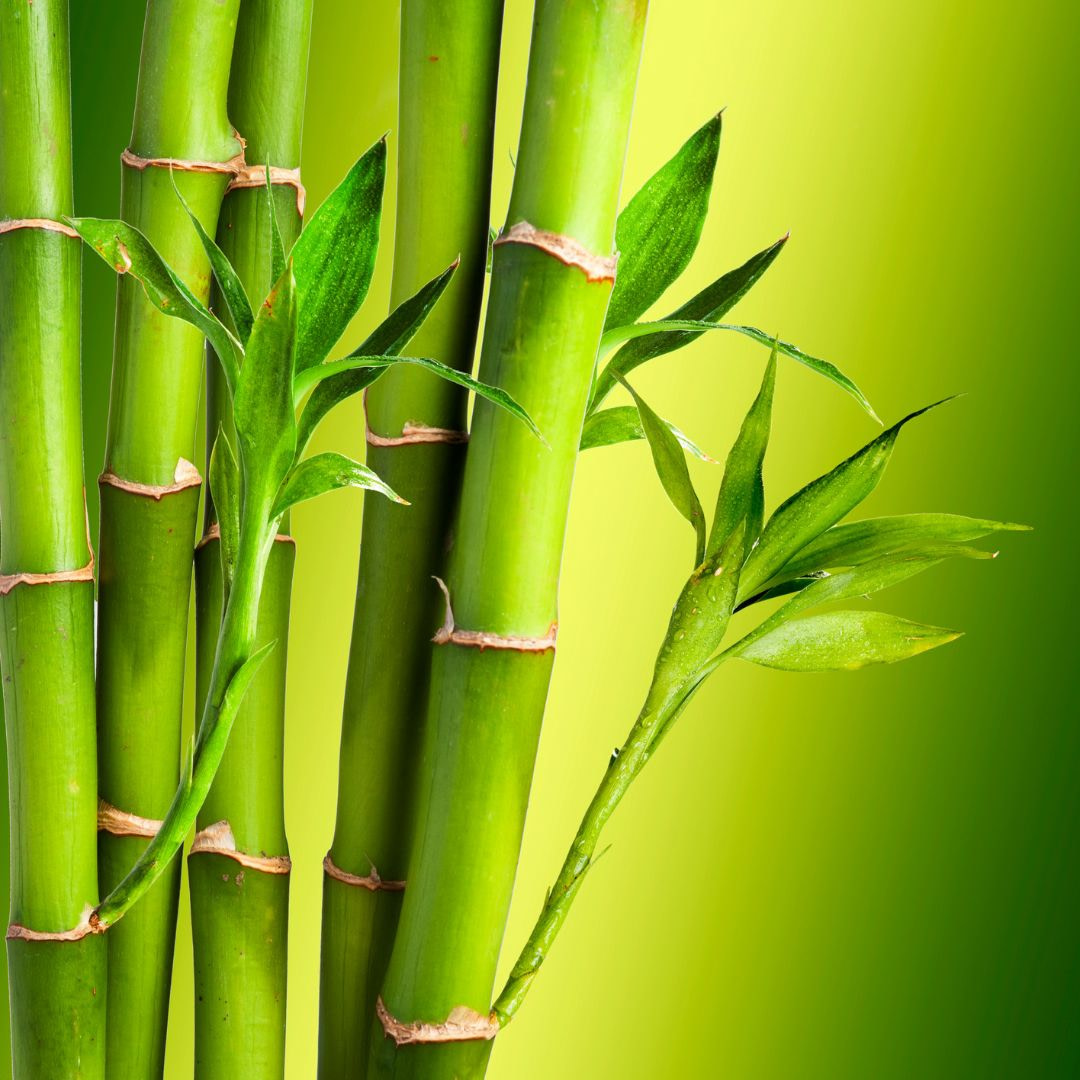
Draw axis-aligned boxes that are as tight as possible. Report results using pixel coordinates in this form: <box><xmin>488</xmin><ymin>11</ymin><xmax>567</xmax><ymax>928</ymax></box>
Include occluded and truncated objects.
<box><xmin>190</xmin><ymin>2</ymin><xmax>312</xmax><ymax>1075</ymax></box>
<box><xmin>0</xmin><ymin>2</ymin><xmax>105</xmax><ymax>1075</ymax></box>
<box><xmin>319</xmin><ymin>3</ymin><xmax>505</xmax><ymax>1074</ymax></box>
<box><xmin>370</xmin><ymin>3</ymin><xmax>648</xmax><ymax>1076</ymax></box>
<box><xmin>95</xmin><ymin>2</ymin><xmax>243</xmax><ymax>1076</ymax></box>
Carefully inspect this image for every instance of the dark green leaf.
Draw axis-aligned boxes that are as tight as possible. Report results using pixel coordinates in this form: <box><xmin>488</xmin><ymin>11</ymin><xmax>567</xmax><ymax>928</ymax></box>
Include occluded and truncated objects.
<box><xmin>174</xmin><ymin>181</ymin><xmax>254</xmax><ymax>345</ymax></box>
<box><xmin>606</xmin><ymin>113</ymin><xmax>721</xmax><ymax>331</ymax></box>
<box><xmin>272</xmin><ymin>451</ymin><xmax>405</xmax><ymax>517</ymax></box>
<box><xmin>68</xmin><ymin>216</ymin><xmax>242</xmax><ymax>391</ymax></box>
<box><xmin>735</xmin><ymin>610</ymin><xmax>961</xmax><ymax>671</ymax></box>
<box><xmin>208</xmin><ymin>427</ymin><xmax>241</xmax><ymax>590</ymax></box>
<box><xmin>295</xmin><ymin>367</ymin><xmax>383</xmax><ymax>456</ymax></box>
<box><xmin>266</xmin><ymin>163</ymin><xmax>286</xmax><ymax>285</ymax></box>
<box><xmin>234</xmin><ymin>265</ymin><xmax>298</xmax><ymax>507</ymax></box>
<box><xmin>737</xmin><ymin>400</ymin><xmax>952</xmax><ymax>601</ymax></box>
<box><xmin>579</xmin><ymin>405</ymin><xmax>715</xmax><ymax>461</ymax></box>
<box><xmin>291</xmin><ymin>138</ymin><xmax>386</xmax><ymax>373</ymax></box>
<box><xmin>707</xmin><ymin>346</ymin><xmax>776</xmax><ymax>561</ymax></box>
<box><xmin>590</xmin><ymin>234</ymin><xmax>787</xmax><ymax>411</ymax></box>
<box><xmin>618</xmin><ymin>375</ymin><xmax>706</xmax><ymax>565</ymax></box>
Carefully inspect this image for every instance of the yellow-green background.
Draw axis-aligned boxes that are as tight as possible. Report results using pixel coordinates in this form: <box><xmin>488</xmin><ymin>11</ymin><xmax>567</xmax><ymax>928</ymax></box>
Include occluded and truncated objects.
<box><xmin>4</xmin><ymin>1</ymin><xmax>1077</xmax><ymax>1076</ymax></box>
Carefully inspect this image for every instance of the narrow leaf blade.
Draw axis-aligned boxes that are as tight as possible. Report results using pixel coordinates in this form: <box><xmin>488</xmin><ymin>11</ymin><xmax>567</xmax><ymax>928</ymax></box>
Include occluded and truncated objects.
<box><xmin>579</xmin><ymin>405</ymin><xmax>715</xmax><ymax>461</ymax></box>
<box><xmin>272</xmin><ymin>451</ymin><xmax>405</xmax><ymax>517</ymax></box>
<box><xmin>208</xmin><ymin>427</ymin><xmax>241</xmax><ymax>589</ymax></box>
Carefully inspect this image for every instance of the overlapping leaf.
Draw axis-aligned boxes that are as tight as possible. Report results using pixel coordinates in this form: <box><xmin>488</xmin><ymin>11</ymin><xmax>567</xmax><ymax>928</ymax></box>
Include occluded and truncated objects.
<box><xmin>579</xmin><ymin>405</ymin><xmax>714</xmax><ymax>461</ymax></box>
<box><xmin>272</xmin><ymin>452</ymin><xmax>404</xmax><ymax>517</ymax></box>
<box><xmin>208</xmin><ymin>427</ymin><xmax>241</xmax><ymax>590</ymax></box>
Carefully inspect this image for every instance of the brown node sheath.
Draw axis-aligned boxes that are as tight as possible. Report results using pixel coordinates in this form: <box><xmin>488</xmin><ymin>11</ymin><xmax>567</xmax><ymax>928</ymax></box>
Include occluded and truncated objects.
<box><xmin>226</xmin><ymin>162</ymin><xmax>306</xmax><ymax>216</ymax></box>
<box><xmin>189</xmin><ymin>820</ymin><xmax>291</xmax><ymax>875</ymax></box>
<box><xmin>432</xmin><ymin>577</ymin><xmax>557</xmax><ymax>653</ymax></box>
<box><xmin>323</xmin><ymin>853</ymin><xmax>405</xmax><ymax>892</ymax></box>
<box><xmin>99</xmin><ymin>457</ymin><xmax>203</xmax><ymax>501</ymax></box>
<box><xmin>493</xmin><ymin>220</ymin><xmax>618</xmax><ymax>283</ymax></box>
<box><xmin>97</xmin><ymin>799</ymin><xmax>163</xmax><ymax>840</ymax></box>
<box><xmin>121</xmin><ymin>145</ymin><xmax>246</xmax><ymax>176</ymax></box>
<box><xmin>0</xmin><ymin>490</ymin><xmax>95</xmax><ymax>596</ymax></box>
<box><xmin>195</xmin><ymin>522</ymin><xmax>295</xmax><ymax>551</ymax></box>
<box><xmin>0</xmin><ymin>218</ymin><xmax>79</xmax><ymax>238</ymax></box>
<box><xmin>7</xmin><ymin>907</ymin><xmax>105</xmax><ymax>943</ymax></box>
<box><xmin>376</xmin><ymin>996</ymin><xmax>499</xmax><ymax>1047</ymax></box>
<box><xmin>363</xmin><ymin>391</ymin><xmax>469</xmax><ymax>447</ymax></box>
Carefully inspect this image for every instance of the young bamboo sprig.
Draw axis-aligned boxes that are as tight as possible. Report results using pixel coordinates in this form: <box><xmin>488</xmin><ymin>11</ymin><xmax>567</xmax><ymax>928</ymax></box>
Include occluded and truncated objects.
<box><xmin>320</xmin><ymin>3</ymin><xmax>506</xmax><ymax>1074</ymax></box>
<box><xmin>494</xmin><ymin>355</ymin><xmax>1028</xmax><ymax>1024</ymax></box>
<box><xmin>189</xmin><ymin>3</ymin><xmax>312</xmax><ymax>1075</ymax></box>
<box><xmin>0</xmin><ymin>4</ymin><xmax>105</xmax><ymax>1074</ymax></box>
<box><xmin>94</xmin><ymin>3</ymin><xmax>243</xmax><ymax>1073</ymax></box>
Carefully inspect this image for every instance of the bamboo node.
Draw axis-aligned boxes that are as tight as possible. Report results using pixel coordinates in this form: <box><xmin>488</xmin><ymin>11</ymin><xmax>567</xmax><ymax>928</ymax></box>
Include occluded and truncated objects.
<box><xmin>226</xmin><ymin>162</ymin><xmax>306</xmax><ymax>216</ymax></box>
<box><xmin>376</xmin><ymin>996</ymin><xmax>499</xmax><ymax>1047</ymax></box>
<box><xmin>189</xmin><ymin>820</ymin><xmax>292</xmax><ymax>875</ymax></box>
<box><xmin>6</xmin><ymin>906</ymin><xmax>106</xmax><ymax>943</ymax></box>
<box><xmin>120</xmin><ymin>145</ymin><xmax>246</xmax><ymax>176</ymax></box>
<box><xmin>196</xmin><ymin>522</ymin><xmax>295</xmax><ymax>550</ymax></box>
<box><xmin>0</xmin><ymin>555</ymin><xmax>94</xmax><ymax>596</ymax></box>
<box><xmin>322</xmin><ymin>853</ymin><xmax>405</xmax><ymax>892</ymax></box>
<box><xmin>97</xmin><ymin>799</ymin><xmax>163</xmax><ymax>839</ymax></box>
<box><xmin>432</xmin><ymin>577</ymin><xmax>557</xmax><ymax>653</ymax></box>
<box><xmin>99</xmin><ymin>457</ymin><xmax>203</xmax><ymax>500</ymax></box>
<box><xmin>363</xmin><ymin>391</ymin><xmax>469</xmax><ymax>447</ymax></box>
<box><xmin>494</xmin><ymin>221</ymin><xmax>617</xmax><ymax>282</ymax></box>
<box><xmin>0</xmin><ymin>218</ymin><xmax>79</xmax><ymax>238</ymax></box>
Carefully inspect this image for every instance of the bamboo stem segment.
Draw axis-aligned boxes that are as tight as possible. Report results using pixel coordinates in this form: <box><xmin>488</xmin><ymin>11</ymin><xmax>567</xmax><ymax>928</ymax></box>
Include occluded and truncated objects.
<box><xmin>0</xmin><ymin>2</ymin><xmax>106</xmax><ymax>1074</ymax></box>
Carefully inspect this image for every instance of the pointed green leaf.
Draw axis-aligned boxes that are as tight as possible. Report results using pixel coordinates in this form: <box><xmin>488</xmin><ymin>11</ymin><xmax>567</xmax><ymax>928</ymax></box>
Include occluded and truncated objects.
<box><xmin>606</xmin><ymin>113</ymin><xmax>722</xmax><ymax>331</ymax></box>
<box><xmin>291</xmin><ymin>138</ymin><xmax>386</xmax><ymax>373</ymax></box>
<box><xmin>737</xmin><ymin>400</ymin><xmax>952</xmax><ymax>601</ymax></box>
<box><xmin>296</xmin><ymin>367</ymin><xmax>383</xmax><ymax>456</ymax></box>
<box><xmin>67</xmin><ymin>216</ymin><xmax>242</xmax><ymax>391</ymax></box>
<box><xmin>174</xmin><ymin>180</ymin><xmax>254</xmax><ymax>344</ymax></box>
<box><xmin>265</xmin><ymin>163</ymin><xmax>286</xmax><ymax>284</ymax></box>
<box><xmin>234</xmin><ymin>265</ymin><xmax>298</xmax><ymax>505</ymax></box>
<box><xmin>579</xmin><ymin>405</ymin><xmax>715</xmax><ymax>461</ymax></box>
<box><xmin>208</xmin><ymin>427</ymin><xmax>241</xmax><ymax>590</ymax></box>
<box><xmin>618</xmin><ymin>375</ymin><xmax>706</xmax><ymax>565</ymax></box>
<box><xmin>707</xmin><ymin>346</ymin><xmax>776</xmax><ymax>561</ymax></box>
<box><xmin>736</xmin><ymin>610</ymin><xmax>961</xmax><ymax>671</ymax></box>
<box><xmin>272</xmin><ymin>451</ymin><xmax>405</xmax><ymax>518</ymax></box>
<box><xmin>590</xmin><ymin>235</ymin><xmax>787</xmax><ymax>411</ymax></box>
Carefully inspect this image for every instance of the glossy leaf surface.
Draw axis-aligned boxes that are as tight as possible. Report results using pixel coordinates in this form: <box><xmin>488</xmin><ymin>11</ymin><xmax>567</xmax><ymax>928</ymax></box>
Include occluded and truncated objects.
<box><xmin>272</xmin><ymin>451</ymin><xmax>404</xmax><ymax>517</ymax></box>
<box><xmin>579</xmin><ymin>404</ymin><xmax>714</xmax><ymax>461</ymax></box>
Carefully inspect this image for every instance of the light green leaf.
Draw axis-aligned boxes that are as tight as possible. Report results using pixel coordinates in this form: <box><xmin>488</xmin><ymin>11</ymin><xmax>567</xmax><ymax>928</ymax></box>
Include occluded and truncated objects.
<box><xmin>174</xmin><ymin>180</ymin><xmax>253</xmax><ymax>345</ymax></box>
<box><xmin>737</xmin><ymin>400</ymin><xmax>952</xmax><ymax>602</ymax></box>
<box><xmin>606</xmin><ymin>113</ymin><xmax>722</xmax><ymax>331</ymax></box>
<box><xmin>233</xmin><ymin>264</ymin><xmax>298</xmax><ymax>506</ymax></box>
<box><xmin>707</xmin><ymin>345</ymin><xmax>776</xmax><ymax>561</ymax></box>
<box><xmin>589</xmin><ymin>235</ymin><xmax>787</xmax><ymax>411</ymax></box>
<box><xmin>208</xmin><ymin>427</ymin><xmax>240</xmax><ymax>591</ymax></box>
<box><xmin>265</xmin><ymin>163</ymin><xmax>286</xmax><ymax>285</ymax></box>
<box><xmin>579</xmin><ymin>405</ymin><xmax>715</xmax><ymax>461</ymax></box>
<box><xmin>67</xmin><ymin>216</ymin><xmax>242</xmax><ymax>391</ymax></box>
<box><xmin>272</xmin><ymin>451</ymin><xmax>405</xmax><ymax>517</ymax></box>
<box><xmin>291</xmin><ymin>138</ymin><xmax>386</xmax><ymax>373</ymax></box>
<box><xmin>617</xmin><ymin>375</ymin><xmax>706</xmax><ymax>565</ymax></box>
<box><xmin>735</xmin><ymin>610</ymin><xmax>961</xmax><ymax>671</ymax></box>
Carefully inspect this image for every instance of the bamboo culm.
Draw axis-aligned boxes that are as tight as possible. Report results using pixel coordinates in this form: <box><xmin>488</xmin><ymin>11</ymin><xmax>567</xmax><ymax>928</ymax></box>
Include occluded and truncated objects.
<box><xmin>319</xmin><ymin>2</ymin><xmax>505</xmax><ymax>1074</ymax></box>
<box><xmin>370</xmin><ymin>2</ymin><xmax>649</xmax><ymax>1076</ymax></box>
<box><xmin>191</xmin><ymin>2</ymin><xmax>312</xmax><ymax>1076</ymax></box>
<box><xmin>0</xmin><ymin>3</ymin><xmax>105</xmax><ymax>1074</ymax></box>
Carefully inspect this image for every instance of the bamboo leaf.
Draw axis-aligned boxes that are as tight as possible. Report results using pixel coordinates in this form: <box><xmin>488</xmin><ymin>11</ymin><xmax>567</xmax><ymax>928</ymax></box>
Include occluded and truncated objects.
<box><xmin>735</xmin><ymin>610</ymin><xmax>961</xmax><ymax>671</ymax></box>
<box><xmin>234</xmin><ymin>264</ymin><xmax>298</xmax><ymax>505</ymax></box>
<box><xmin>174</xmin><ymin>181</ymin><xmax>254</xmax><ymax>345</ymax></box>
<box><xmin>265</xmin><ymin>163</ymin><xmax>286</xmax><ymax>285</ymax></box>
<box><xmin>295</xmin><ymin>367</ymin><xmax>382</xmax><ymax>455</ymax></box>
<box><xmin>598</xmin><ymin>319</ymin><xmax>875</xmax><ymax>421</ymax></box>
<box><xmin>291</xmin><ymin>137</ymin><xmax>386</xmax><ymax>373</ymax></box>
<box><xmin>272</xmin><ymin>451</ymin><xmax>405</xmax><ymax>517</ymax></box>
<box><xmin>606</xmin><ymin>113</ymin><xmax>721</xmax><ymax>331</ymax></box>
<box><xmin>67</xmin><ymin>216</ymin><xmax>242</xmax><ymax>391</ymax></box>
<box><xmin>579</xmin><ymin>405</ymin><xmax>715</xmax><ymax>461</ymax></box>
<box><xmin>617</xmin><ymin>375</ymin><xmax>706</xmax><ymax>564</ymax></box>
<box><xmin>208</xmin><ymin>427</ymin><xmax>240</xmax><ymax>590</ymax></box>
<box><xmin>738</xmin><ymin>400</ymin><xmax>952</xmax><ymax>602</ymax></box>
<box><xmin>589</xmin><ymin>235</ymin><xmax>787</xmax><ymax>411</ymax></box>
<box><xmin>707</xmin><ymin>345</ymin><xmax>776</xmax><ymax>561</ymax></box>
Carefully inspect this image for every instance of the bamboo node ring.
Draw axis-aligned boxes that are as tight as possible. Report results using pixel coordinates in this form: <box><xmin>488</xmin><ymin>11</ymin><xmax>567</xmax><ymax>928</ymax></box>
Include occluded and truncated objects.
<box><xmin>6</xmin><ymin>906</ymin><xmax>105</xmax><ymax>943</ymax></box>
<box><xmin>363</xmin><ymin>391</ymin><xmax>469</xmax><ymax>447</ymax></box>
<box><xmin>226</xmin><ymin>163</ymin><xmax>306</xmax><ymax>215</ymax></box>
<box><xmin>0</xmin><ymin>218</ymin><xmax>79</xmax><ymax>238</ymax></box>
<box><xmin>120</xmin><ymin>145</ymin><xmax>246</xmax><ymax>176</ymax></box>
<box><xmin>493</xmin><ymin>220</ymin><xmax>617</xmax><ymax>282</ymax></box>
<box><xmin>99</xmin><ymin>457</ymin><xmax>203</xmax><ymax>500</ymax></box>
<box><xmin>322</xmin><ymin>853</ymin><xmax>405</xmax><ymax>892</ymax></box>
<box><xmin>376</xmin><ymin>996</ymin><xmax>499</xmax><ymax>1047</ymax></box>
<box><xmin>196</xmin><ymin>522</ymin><xmax>295</xmax><ymax>550</ymax></box>
<box><xmin>189</xmin><ymin>820</ymin><xmax>292</xmax><ymax>875</ymax></box>
<box><xmin>97</xmin><ymin>799</ymin><xmax>163</xmax><ymax>839</ymax></box>
<box><xmin>432</xmin><ymin>577</ymin><xmax>557</xmax><ymax>653</ymax></box>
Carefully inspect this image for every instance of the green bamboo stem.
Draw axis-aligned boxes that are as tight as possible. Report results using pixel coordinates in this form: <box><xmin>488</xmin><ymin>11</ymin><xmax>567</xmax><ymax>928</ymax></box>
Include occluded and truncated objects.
<box><xmin>0</xmin><ymin>3</ymin><xmax>105</xmax><ymax>1075</ymax></box>
<box><xmin>319</xmin><ymin>3</ymin><xmax>504</xmax><ymax>1075</ymax></box>
<box><xmin>191</xmin><ymin>3</ymin><xmax>312</xmax><ymax>1075</ymax></box>
<box><xmin>95</xmin><ymin>2</ymin><xmax>242</xmax><ymax>1077</ymax></box>
<box><xmin>370</xmin><ymin>3</ymin><xmax>648</xmax><ymax>1076</ymax></box>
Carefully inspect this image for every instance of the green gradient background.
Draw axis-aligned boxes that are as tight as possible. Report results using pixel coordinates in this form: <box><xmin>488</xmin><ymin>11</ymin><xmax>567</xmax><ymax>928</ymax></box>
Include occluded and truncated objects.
<box><xmin>3</xmin><ymin>1</ymin><xmax>1077</xmax><ymax>1076</ymax></box>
